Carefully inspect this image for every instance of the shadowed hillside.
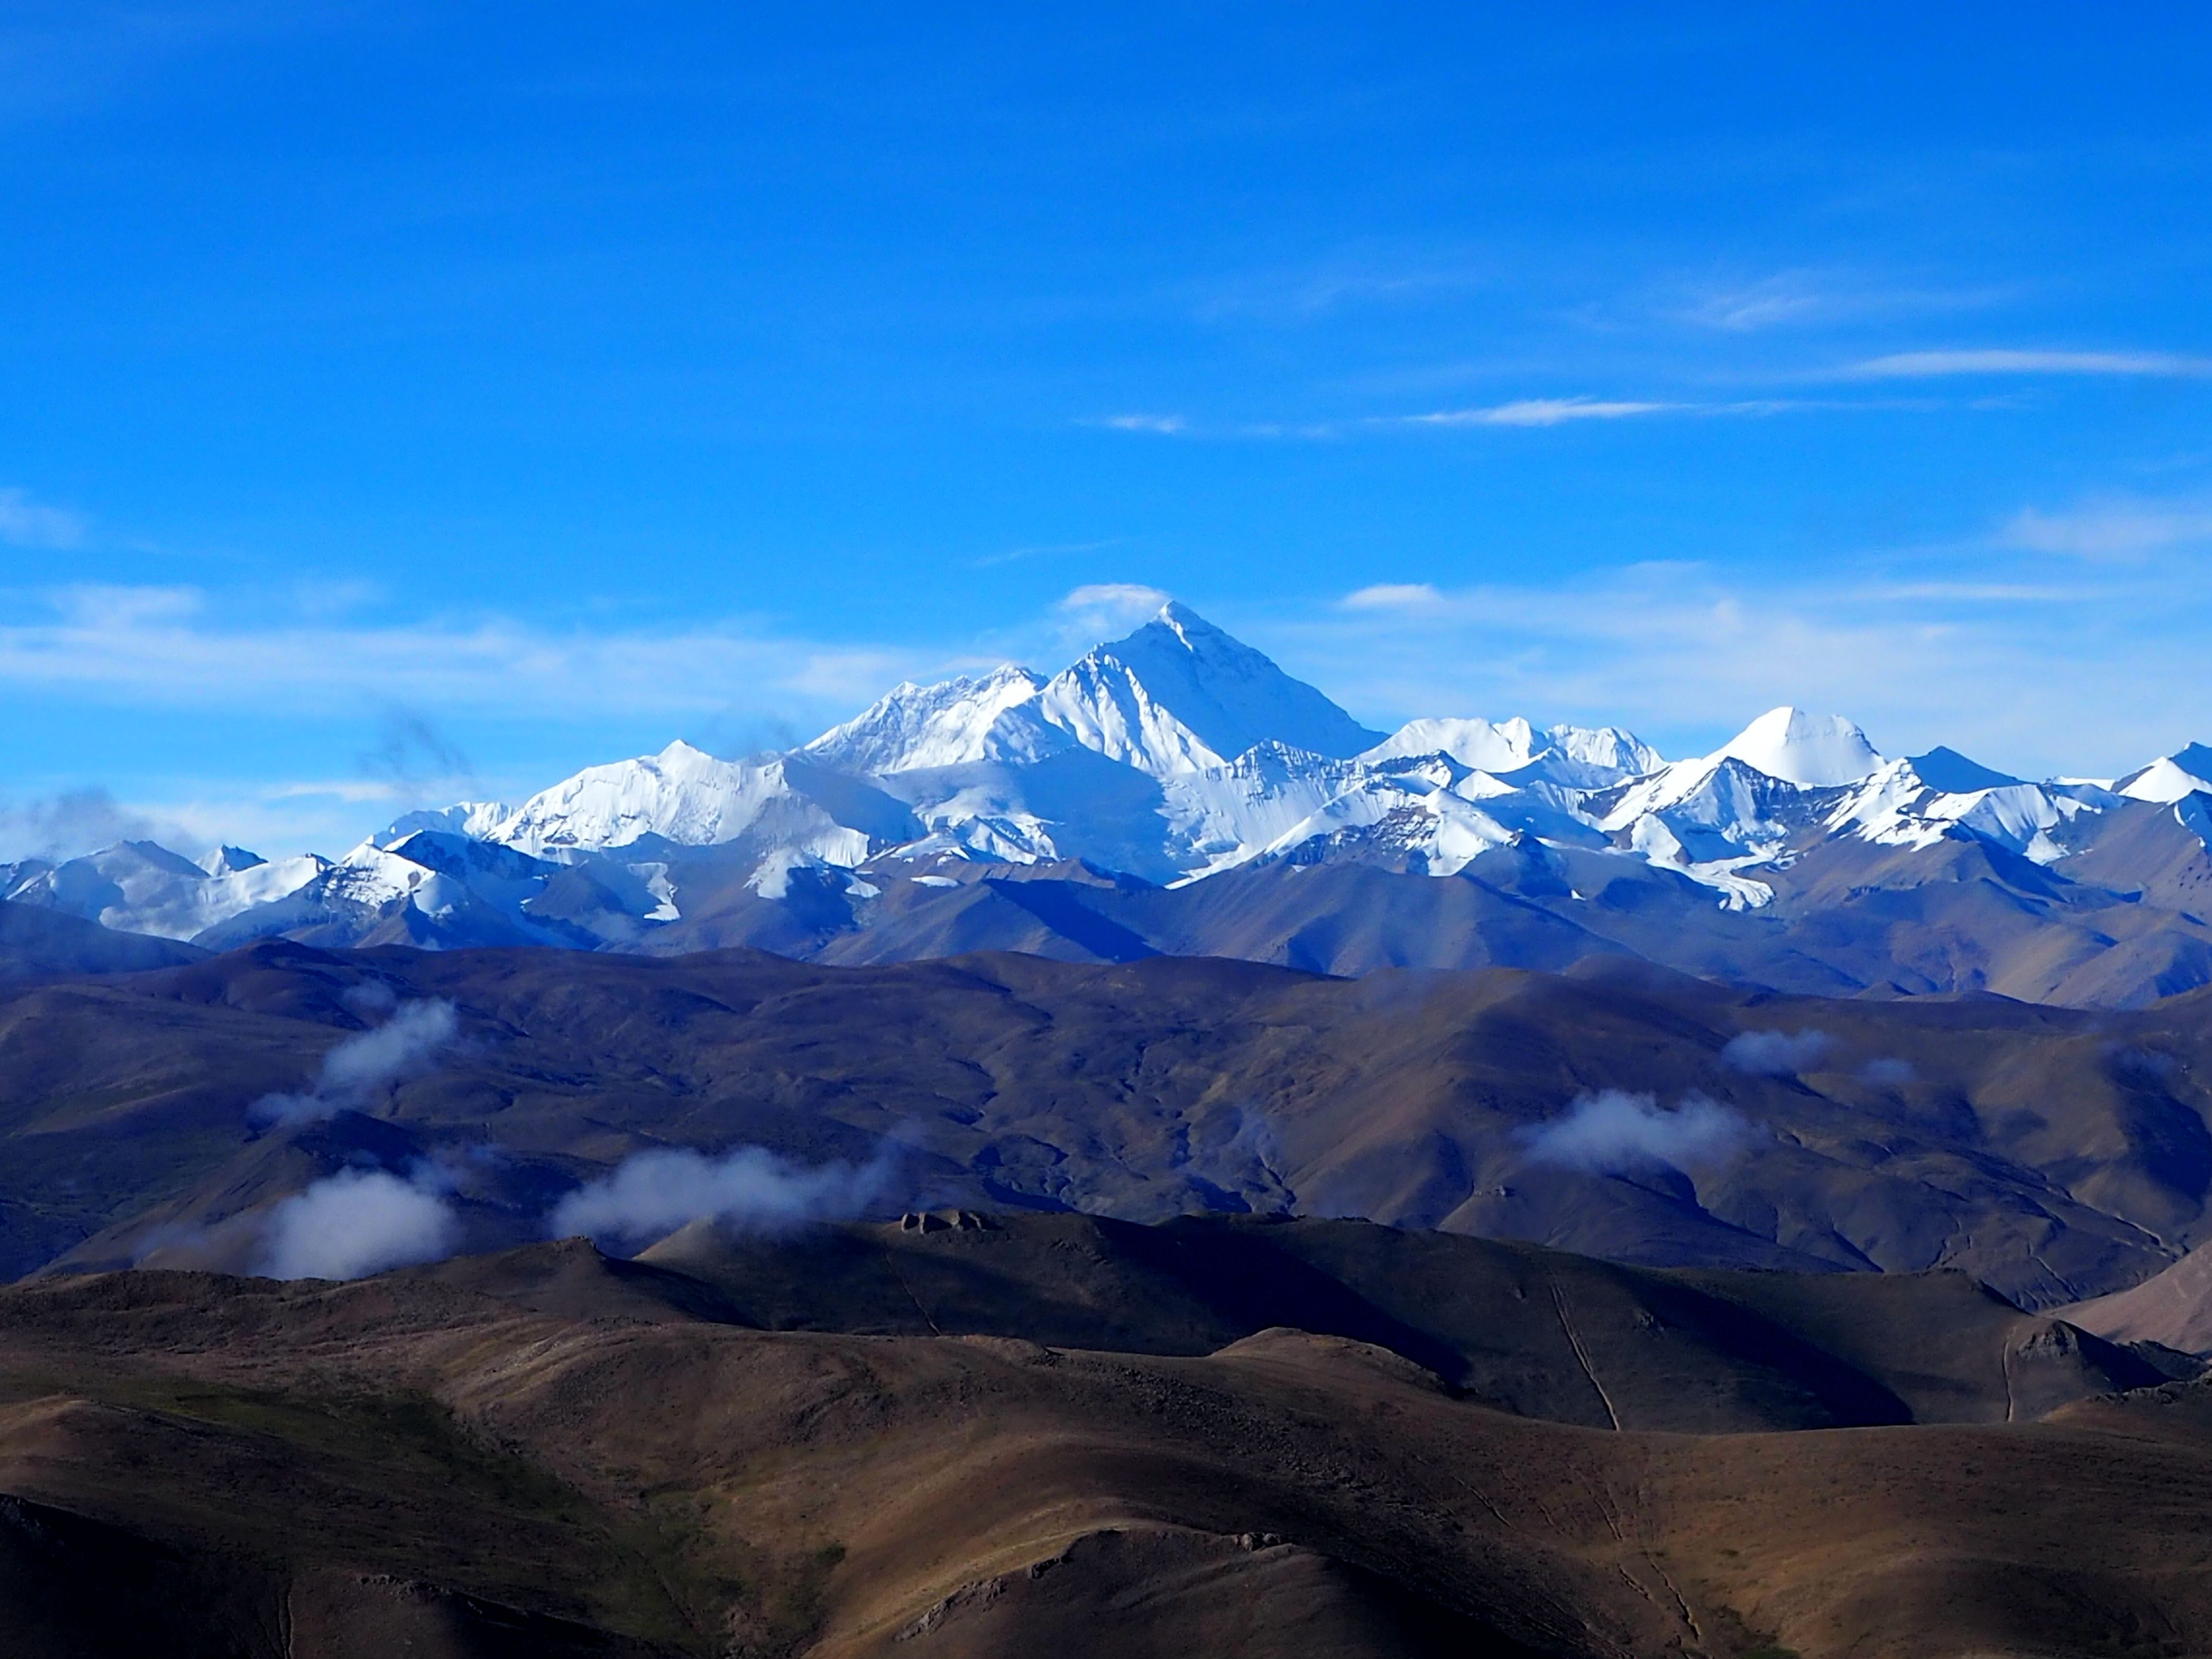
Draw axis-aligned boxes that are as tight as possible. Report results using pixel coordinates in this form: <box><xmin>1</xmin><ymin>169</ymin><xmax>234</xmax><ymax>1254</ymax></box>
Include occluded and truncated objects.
<box><xmin>1</xmin><ymin>1249</ymin><xmax>2209</xmax><ymax>1658</ymax></box>
<box><xmin>418</xmin><ymin>1213</ymin><xmax>2183</xmax><ymax>1431</ymax></box>
<box><xmin>6</xmin><ymin>942</ymin><xmax>2212</xmax><ymax>1309</ymax></box>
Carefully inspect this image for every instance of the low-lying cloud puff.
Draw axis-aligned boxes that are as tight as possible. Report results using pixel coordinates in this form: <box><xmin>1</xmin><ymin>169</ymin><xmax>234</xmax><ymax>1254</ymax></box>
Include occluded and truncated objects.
<box><xmin>550</xmin><ymin>1144</ymin><xmax>898</xmax><ymax>1245</ymax></box>
<box><xmin>1862</xmin><ymin>1057</ymin><xmax>1916</xmax><ymax>1086</ymax></box>
<box><xmin>255</xmin><ymin>998</ymin><xmax>459</xmax><ymax>1123</ymax></box>
<box><xmin>339</xmin><ymin>978</ymin><xmax>398</xmax><ymax>1019</ymax></box>
<box><xmin>258</xmin><ymin>1168</ymin><xmax>462</xmax><ymax>1280</ymax></box>
<box><xmin>1519</xmin><ymin>1090</ymin><xmax>1753</xmax><ymax>1174</ymax></box>
<box><xmin>1722</xmin><ymin>1028</ymin><xmax>1833</xmax><ymax>1076</ymax></box>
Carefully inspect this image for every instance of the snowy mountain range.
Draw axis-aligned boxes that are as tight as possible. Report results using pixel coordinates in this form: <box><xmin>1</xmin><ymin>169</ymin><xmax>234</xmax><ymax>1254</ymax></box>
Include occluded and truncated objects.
<box><xmin>9</xmin><ymin>601</ymin><xmax>2212</xmax><ymax>1005</ymax></box>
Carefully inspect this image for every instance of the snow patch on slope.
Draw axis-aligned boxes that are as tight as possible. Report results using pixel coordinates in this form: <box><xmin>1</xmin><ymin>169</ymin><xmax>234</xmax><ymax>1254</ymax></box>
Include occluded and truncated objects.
<box><xmin>1828</xmin><ymin>757</ymin><xmax>2105</xmax><ymax>864</ymax></box>
<box><xmin>801</xmin><ymin>665</ymin><xmax>1060</xmax><ymax>774</ymax></box>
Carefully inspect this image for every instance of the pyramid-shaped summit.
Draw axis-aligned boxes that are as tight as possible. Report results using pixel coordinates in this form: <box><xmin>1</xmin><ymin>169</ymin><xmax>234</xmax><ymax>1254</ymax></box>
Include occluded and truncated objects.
<box><xmin>1031</xmin><ymin>601</ymin><xmax>1386</xmax><ymax>776</ymax></box>
<box><xmin>2119</xmin><ymin>742</ymin><xmax>2212</xmax><ymax>804</ymax></box>
<box><xmin>1714</xmin><ymin>707</ymin><xmax>1883</xmax><ymax>788</ymax></box>
<box><xmin>799</xmin><ymin>600</ymin><xmax>1385</xmax><ymax>780</ymax></box>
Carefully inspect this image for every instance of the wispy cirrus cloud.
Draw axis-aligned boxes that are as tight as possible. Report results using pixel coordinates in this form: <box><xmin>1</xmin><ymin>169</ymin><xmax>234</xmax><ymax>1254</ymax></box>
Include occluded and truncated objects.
<box><xmin>0</xmin><ymin>487</ymin><xmax>88</xmax><ymax>549</ymax></box>
<box><xmin>1667</xmin><ymin>268</ymin><xmax>2016</xmax><ymax>334</ymax></box>
<box><xmin>968</xmin><ymin>536</ymin><xmax>1128</xmax><ymax>570</ymax></box>
<box><xmin>1391</xmin><ymin>396</ymin><xmax>1923</xmax><ymax>430</ymax></box>
<box><xmin>0</xmin><ymin>585</ymin><xmax>940</xmax><ymax>854</ymax></box>
<box><xmin>1343</xmin><ymin>583</ymin><xmax>1443</xmax><ymax>610</ymax></box>
<box><xmin>0</xmin><ymin>583</ymin><xmax>916</xmax><ymax>720</ymax></box>
<box><xmin>1181</xmin><ymin>249</ymin><xmax>1491</xmax><ymax>325</ymax></box>
<box><xmin>1403</xmin><ymin>397</ymin><xmax>1674</xmax><ymax>428</ymax></box>
<box><xmin>1097</xmin><ymin>413</ymin><xmax>1188</xmax><ymax>434</ymax></box>
<box><xmin>2001</xmin><ymin>500</ymin><xmax>2212</xmax><ymax>558</ymax></box>
<box><xmin>1094</xmin><ymin>396</ymin><xmax>1927</xmax><ymax>440</ymax></box>
<box><xmin>1678</xmin><ymin>276</ymin><xmax>1830</xmax><ymax>333</ymax></box>
<box><xmin>1276</xmin><ymin>539</ymin><xmax>2212</xmax><ymax>778</ymax></box>
<box><xmin>1844</xmin><ymin>348</ymin><xmax>2212</xmax><ymax>379</ymax></box>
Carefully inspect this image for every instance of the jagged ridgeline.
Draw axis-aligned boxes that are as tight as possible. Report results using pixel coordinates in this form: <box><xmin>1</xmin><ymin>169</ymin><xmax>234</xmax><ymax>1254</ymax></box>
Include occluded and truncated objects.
<box><xmin>7</xmin><ymin>602</ymin><xmax>2211</xmax><ymax>1006</ymax></box>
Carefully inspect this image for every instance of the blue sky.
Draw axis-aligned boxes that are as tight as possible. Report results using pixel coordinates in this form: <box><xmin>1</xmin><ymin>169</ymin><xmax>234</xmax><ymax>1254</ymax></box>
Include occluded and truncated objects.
<box><xmin>5</xmin><ymin>4</ymin><xmax>2212</xmax><ymax>854</ymax></box>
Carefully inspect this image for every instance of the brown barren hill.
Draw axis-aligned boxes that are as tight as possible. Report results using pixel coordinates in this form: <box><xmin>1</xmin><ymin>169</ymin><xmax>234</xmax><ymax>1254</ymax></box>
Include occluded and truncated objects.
<box><xmin>0</xmin><ymin>1251</ymin><xmax>2206</xmax><ymax>1658</ymax></box>
<box><xmin>11</xmin><ymin>941</ymin><xmax>2212</xmax><ymax>1309</ymax></box>
<box><xmin>2063</xmin><ymin>1237</ymin><xmax>2212</xmax><ymax>1354</ymax></box>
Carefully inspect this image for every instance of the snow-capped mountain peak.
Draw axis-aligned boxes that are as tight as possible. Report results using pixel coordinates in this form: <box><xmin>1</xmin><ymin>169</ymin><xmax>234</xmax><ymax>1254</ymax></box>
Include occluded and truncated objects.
<box><xmin>32</xmin><ymin>601</ymin><xmax>2210</xmax><ymax>965</ymax></box>
<box><xmin>495</xmin><ymin>741</ymin><xmax>791</xmax><ymax>854</ymax></box>
<box><xmin>2118</xmin><ymin>743</ymin><xmax>2212</xmax><ymax>804</ymax></box>
<box><xmin>4</xmin><ymin>840</ymin><xmax>330</xmax><ymax>941</ymax></box>
<box><xmin>1714</xmin><ymin>707</ymin><xmax>1883</xmax><ymax>787</ymax></box>
<box><xmin>1356</xmin><ymin>719</ymin><xmax>1661</xmax><ymax>791</ymax></box>
<box><xmin>1547</xmin><ymin>724</ymin><xmax>1665</xmax><ymax>779</ymax></box>
<box><xmin>1033</xmin><ymin>601</ymin><xmax>1384</xmax><ymax>778</ymax></box>
<box><xmin>1362</xmin><ymin>717</ymin><xmax>1540</xmax><ymax>772</ymax></box>
<box><xmin>800</xmin><ymin>663</ymin><xmax>1058</xmax><ymax>774</ymax></box>
<box><xmin>1823</xmin><ymin>750</ymin><xmax>2107</xmax><ymax>866</ymax></box>
<box><xmin>372</xmin><ymin>801</ymin><xmax>515</xmax><ymax>849</ymax></box>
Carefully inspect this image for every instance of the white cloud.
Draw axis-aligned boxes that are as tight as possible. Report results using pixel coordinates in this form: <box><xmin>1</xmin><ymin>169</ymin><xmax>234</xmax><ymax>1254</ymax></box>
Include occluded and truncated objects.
<box><xmin>259</xmin><ymin>1168</ymin><xmax>462</xmax><ymax>1281</ymax></box>
<box><xmin>1406</xmin><ymin>397</ymin><xmax>1676</xmax><ymax>428</ymax></box>
<box><xmin>970</xmin><ymin>537</ymin><xmax>1127</xmax><ymax>570</ymax></box>
<box><xmin>1867</xmin><ymin>581</ymin><xmax>2088</xmax><ymax>602</ymax></box>
<box><xmin>1845</xmin><ymin>349</ymin><xmax>2212</xmax><ymax>379</ymax></box>
<box><xmin>254</xmin><ymin>998</ymin><xmax>461</xmax><ymax>1124</ymax></box>
<box><xmin>1391</xmin><ymin>397</ymin><xmax>1872</xmax><ymax>430</ymax></box>
<box><xmin>1669</xmin><ymin>269</ymin><xmax>2012</xmax><ymax>335</ymax></box>
<box><xmin>265</xmin><ymin>778</ymin><xmax>414</xmax><ymax>803</ymax></box>
<box><xmin>1682</xmin><ymin>277</ymin><xmax>1829</xmax><ymax>333</ymax></box>
<box><xmin>1342</xmin><ymin>583</ymin><xmax>1443</xmax><ymax>611</ymax></box>
<box><xmin>1056</xmin><ymin>582</ymin><xmax>1171</xmax><ymax>637</ymax></box>
<box><xmin>0</xmin><ymin>585</ymin><xmax>915</xmax><ymax>721</ymax></box>
<box><xmin>2002</xmin><ymin>502</ymin><xmax>2212</xmax><ymax>558</ymax></box>
<box><xmin>0</xmin><ymin>488</ymin><xmax>88</xmax><ymax>549</ymax></box>
<box><xmin>550</xmin><ymin>1143</ymin><xmax>898</xmax><ymax>1243</ymax></box>
<box><xmin>1184</xmin><ymin>252</ymin><xmax>1490</xmax><ymax>325</ymax></box>
<box><xmin>50</xmin><ymin>584</ymin><xmax>202</xmax><ymax>626</ymax></box>
<box><xmin>1099</xmin><ymin>413</ymin><xmax>1188</xmax><ymax>433</ymax></box>
<box><xmin>1265</xmin><ymin>548</ymin><xmax>2212</xmax><ymax>779</ymax></box>
<box><xmin>1092</xmin><ymin>397</ymin><xmax>1909</xmax><ymax>444</ymax></box>
<box><xmin>1722</xmin><ymin>1029</ymin><xmax>1834</xmax><ymax>1075</ymax></box>
<box><xmin>1519</xmin><ymin>1090</ymin><xmax>1753</xmax><ymax>1174</ymax></box>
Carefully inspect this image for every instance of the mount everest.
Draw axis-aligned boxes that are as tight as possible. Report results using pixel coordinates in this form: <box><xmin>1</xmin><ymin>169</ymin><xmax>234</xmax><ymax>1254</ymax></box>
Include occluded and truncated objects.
<box><xmin>8</xmin><ymin>601</ymin><xmax>2212</xmax><ymax>1006</ymax></box>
